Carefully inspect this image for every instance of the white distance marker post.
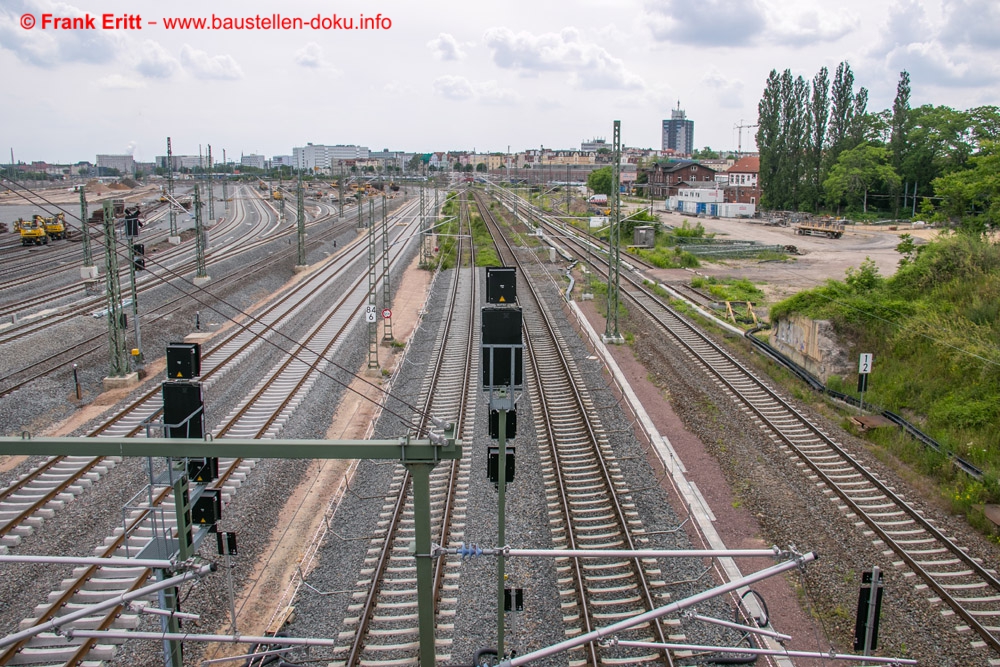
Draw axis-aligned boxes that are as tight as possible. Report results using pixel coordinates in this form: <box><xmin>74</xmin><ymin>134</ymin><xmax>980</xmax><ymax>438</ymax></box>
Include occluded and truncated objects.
<box><xmin>365</xmin><ymin>305</ymin><xmax>377</xmax><ymax>323</ymax></box>
<box><xmin>858</xmin><ymin>353</ymin><xmax>873</xmax><ymax>415</ymax></box>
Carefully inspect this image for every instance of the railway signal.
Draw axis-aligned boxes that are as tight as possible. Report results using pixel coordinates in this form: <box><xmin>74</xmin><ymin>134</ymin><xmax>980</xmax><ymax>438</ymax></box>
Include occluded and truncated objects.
<box><xmin>132</xmin><ymin>242</ymin><xmax>145</xmax><ymax>271</ymax></box>
<box><xmin>480</xmin><ymin>266</ymin><xmax>524</xmax><ymax>660</ymax></box>
<box><xmin>124</xmin><ymin>205</ymin><xmax>141</xmax><ymax>238</ymax></box>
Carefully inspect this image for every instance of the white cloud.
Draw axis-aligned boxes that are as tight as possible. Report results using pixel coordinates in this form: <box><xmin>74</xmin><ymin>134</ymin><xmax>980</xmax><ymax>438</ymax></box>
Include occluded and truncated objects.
<box><xmin>427</xmin><ymin>33</ymin><xmax>466</xmax><ymax>61</ymax></box>
<box><xmin>135</xmin><ymin>40</ymin><xmax>180</xmax><ymax>79</ymax></box>
<box><xmin>98</xmin><ymin>74</ymin><xmax>145</xmax><ymax>90</ymax></box>
<box><xmin>433</xmin><ymin>75</ymin><xmax>475</xmax><ymax>100</ymax></box>
<box><xmin>765</xmin><ymin>4</ymin><xmax>859</xmax><ymax>46</ymax></box>
<box><xmin>475</xmin><ymin>81</ymin><xmax>520</xmax><ymax>105</ymax></box>
<box><xmin>878</xmin><ymin>0</ymin><xmax>933</xmax><ymax>50</ymax></box>
<box><xmin>939</xmin><ymin>0</ymin><xmax>1000</xmax><ymax>50</ymax></box>
<box><xmin>701</xmin><ymin>68</ymin><xmax>744</xmax><ymax>109</ymax></box>
<box><xmin>886</xmin><ymin>41</ymin><xmax>1000</xmax><ymax>87</ymax></box>
<box><xmin>869</xmin><ymin>0</ymin><xmax>1000</xmax><ymax>88</ymax></box>
<box><xmin>483</xmin><ymin>26</ymin><xmax>644</xmax><ymax>90</ymax></box>
<box><xmin>0</xmin><ymin>0</ymin><xmax>120</xmax><ymax>67</ymax></box>
<box><xmin>180</xmin><ymin>45</ymin><xmax>243</xmax><ymax>81</ymax></box>
<box><xmin>293</xmin><ymin>42</ymin><xmax>338</xmax><ymax>72</ymax></box>
<box><xmin>646</xmin><ymin>0</ymin><xmax>766</xmax><ymax>46</ymax></box>
<box><xmin>432</xmin><ymin>75</ymin><xmax>519</xmax><ymax>104</ymax></box>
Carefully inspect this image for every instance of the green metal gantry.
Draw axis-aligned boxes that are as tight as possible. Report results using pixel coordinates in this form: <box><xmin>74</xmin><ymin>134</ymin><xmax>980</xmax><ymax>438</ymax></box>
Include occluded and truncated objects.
<box><xmin>0</xmin><ymin>433</ymin><xmax>461</xmax><ymax>667</ymax></box>
<box><xmin>604</xmin><ymin>120</ymin><xmax>624</xmax><ymax>344</ymax></box>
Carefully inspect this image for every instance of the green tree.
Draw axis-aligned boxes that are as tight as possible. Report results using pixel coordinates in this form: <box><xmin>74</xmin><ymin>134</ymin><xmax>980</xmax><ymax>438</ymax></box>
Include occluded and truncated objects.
<box><xmin>890</xmin><ymin>70</ymin><xmax>912</xmax><ymax>172</ymax></box>
<box><xmin>932</xmin><ymin>140</ymin><xmax>1000</xmax><ymax>233</ymax></box>
<box><xmin>807</xmin><ymin>66</ymin><xmax>830</xmax><ymax>211</ymax></box>
<box><xmin>756</xmin><ymin>69</ymin><xmax>782</xmax><ymax>209</ymax></box>
<box><xmin>692</xmin><ymin>146</ymin><xmax>720</xmax><ymax>159</ymax></box>
<box><xmin>587</xmin><ymin>166</ymin><xmax>613</xmax><ymax>196</ymax></box>
<box><xmin>828</xmin><ymin>61</ymin><xmax>856</xmax><ymax>160</ymax></box>
<box><xmin>824</xmin><ymin>144</ymin><xmax>901</xmax><ymax>213</ymax></box>
<box><xmin>475</xmin><ymin>162</ymin><xmax>487</xmax><ymax>172</ymax></box>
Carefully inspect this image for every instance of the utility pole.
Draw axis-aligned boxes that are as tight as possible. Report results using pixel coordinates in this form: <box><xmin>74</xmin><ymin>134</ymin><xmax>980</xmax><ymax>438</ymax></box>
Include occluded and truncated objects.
<box><xmin>565</xmin><ymin>163</ymin><xmax>571</xmax><ymax>213</ymax></box>
<box><xmin>79</xmin><ymin>188</ymin><xmax>98</xmax><ymax>280</ymax></box>
<box><xmin>166</xmin><ymin>137</ymin><xmax>179</xmax><ymax>243</ymax></box>
<box><xmin>296</xmin><ymin>172</ymin><xmax>306</xmax><ymax>268</ymax></box>
<box><xmin>604</xmin><ymin>120</ymin><xmax>624</xmax><ymax>344</ymax></box>
<box><xmin>193</xmin><ymin>185</ymin><xmax>209</xmax><ymax>285</ymax></box>
<box><xmin>367</xmin><ymin>198</ymin><xmax>379</xmax><ymax>370</ymax></box>
<box><xmin>221</xmin><ymin>149</ymin><xmax>228</xmax><ymax>213</ymax></box>
<box><xmin>101</xmin><ymin>200</ymin><xmax>130</xmax><ymax>378</ymax></box>
<box><xmin>382</xmin><ymin>195</ymin><xmax>393</xmax><ymax>341</ymax></box>
<box><xmin>338</xmin><ymin>163</ymin><xmax>345</xmax><ymax>218</ymax></box>
<box><xmin>419</xmin><ymin>186</ymin><xmax>428</xmax><ymax>267</ymax></box>
<box><xmin>207</xmin><ymin>145</ymin><xmax>215</xmax><ymax>222</ymax></box>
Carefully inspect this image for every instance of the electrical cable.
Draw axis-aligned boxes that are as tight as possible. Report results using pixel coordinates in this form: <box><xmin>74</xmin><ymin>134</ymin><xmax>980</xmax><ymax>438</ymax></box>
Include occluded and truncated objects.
<box><xmin>0</xmin><ymin>175</ymin><xmax>435</xmax><ymax>430</ymax></box>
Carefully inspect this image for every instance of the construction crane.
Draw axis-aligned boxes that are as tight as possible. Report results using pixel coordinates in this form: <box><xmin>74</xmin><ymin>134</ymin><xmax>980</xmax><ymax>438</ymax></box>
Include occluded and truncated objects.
<box><xmin>733</xmin><ymin>119</ymin><xmax>759</xmax><ymax>156</ymax></box>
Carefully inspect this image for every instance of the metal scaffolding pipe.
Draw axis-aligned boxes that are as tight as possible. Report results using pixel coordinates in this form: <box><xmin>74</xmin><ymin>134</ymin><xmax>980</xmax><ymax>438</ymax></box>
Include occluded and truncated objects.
<box><xmin>473</xmin><ymin>546</ymin><xmax>786</xmax><ymax>559</ymax></box>
<box><xmin>134</xmin><ymin>604</ymin><xmax>200</xmax><ymax>621</ymax></box>
<box><xmin>499</xmin><ymin>552</ymin><xmax>817</xmax><ymax>666</ymax></box>
<box><xmin>611</xmin><ymin>640</ymin><xmax>917</xmax><ymax>665</ymax></box>
<box><xmin>65</xmin><ymin>629</ymin><xmax>338</xmax><ymax>647</ymax></box>
<box><xmin>0</xmin><ymin>565</ymin><xmax>213</xmax><ymax>649</ymax></box>
<box><xmin>0</xmin><ymin>554</ymin><xmax>176</xmax><ymax>569</ymax></box>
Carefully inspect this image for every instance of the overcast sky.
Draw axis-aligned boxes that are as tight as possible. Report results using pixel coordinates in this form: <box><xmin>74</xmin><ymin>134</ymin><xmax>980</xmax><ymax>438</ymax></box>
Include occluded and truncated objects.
<box><xmin>2</xmin><ymin>0</ymin><xmax>997</xmax><ymax>164</ymax></box>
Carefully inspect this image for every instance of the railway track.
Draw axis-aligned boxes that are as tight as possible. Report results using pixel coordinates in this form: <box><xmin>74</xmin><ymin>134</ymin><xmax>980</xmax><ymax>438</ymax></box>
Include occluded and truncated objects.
<box><xmin>0</xmin><ymin>198</ymin><xmax>423</xmax><ymax>665</ymax></box>
<box><xmin>0</xmin><ymin>197</ymin><xmax>417</xmax><ymax>539</ymax></box>
<box><xmin>0</xmin><ymin>187</ymin><xmax>378</xmax><ymax>397</ymax></box>
<box><xmin>475</xmin><ymin>190</ymin><xmax>677</xmax><ymax>666</ymax></box>
<box><xmin>325</xmin><ymin>190</ymin><xmax>477</xmax><ymax>666</ymax></box>
<box><xmin>0</xmin><ymin>185</ymin><xmax>276</xmax><ymax>344</ymax></box>
<box><xmin>514</xmin><ymin>191</ymin><xmax>1000</xmax><ymax>664</ymax></box>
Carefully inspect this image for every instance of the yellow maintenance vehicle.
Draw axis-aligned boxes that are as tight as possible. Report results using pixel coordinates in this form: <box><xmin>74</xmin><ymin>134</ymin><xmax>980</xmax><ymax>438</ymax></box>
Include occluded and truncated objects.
<box><xmin>272</xmin><ymin>190</ymin><xmax>283</xmax><ymax>201</ymax></box>
<box><xmin>17</xmin><ymin>217</ymin><xmax>48</xmax><ymax>246</ymax></box>
<box><xmin>42</xmin><ymin>213</ymin><xmax>66</xmax><ymax>240</ymax></box>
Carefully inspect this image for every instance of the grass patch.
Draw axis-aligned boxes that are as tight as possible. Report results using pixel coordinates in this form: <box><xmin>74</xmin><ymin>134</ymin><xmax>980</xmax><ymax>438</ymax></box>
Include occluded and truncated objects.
<box><xmin>770</xmin><ymin>232</ymin><xmax>1000</xmax><ymax>508</ymax></box>
<box><xmin>691</xmin><ymin>276</ymin><xmax>765</xmax><ymax>303</ymax></box>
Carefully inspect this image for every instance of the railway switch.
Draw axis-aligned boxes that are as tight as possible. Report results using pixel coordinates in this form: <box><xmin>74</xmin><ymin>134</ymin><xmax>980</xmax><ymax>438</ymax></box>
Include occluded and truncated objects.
<box><xmin>167</xmin><ymin>342</ymin><xmax>202</xmax><ymax>379</ymax></box>
<box><xmin>192</xmin><ymin>488</ymin><xmax>221</xmax><ymax>525</ymax></box>
<box><xmin>487</xmin><ymin>446</ymin><xmax>515</xmax><ymax>487</ymax></box>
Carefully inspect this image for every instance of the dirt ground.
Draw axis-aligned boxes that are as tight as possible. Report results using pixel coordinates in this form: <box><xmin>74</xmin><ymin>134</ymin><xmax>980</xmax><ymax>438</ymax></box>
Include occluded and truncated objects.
<box><xmin>646</xmin><ymin>209</ymin><xmax>939</xmax><ymax>306</ymax></box>
<box><xmin>200</xmin><ymin>252</ymin><xmax>432</xmax><ymax>662</ymax></box>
